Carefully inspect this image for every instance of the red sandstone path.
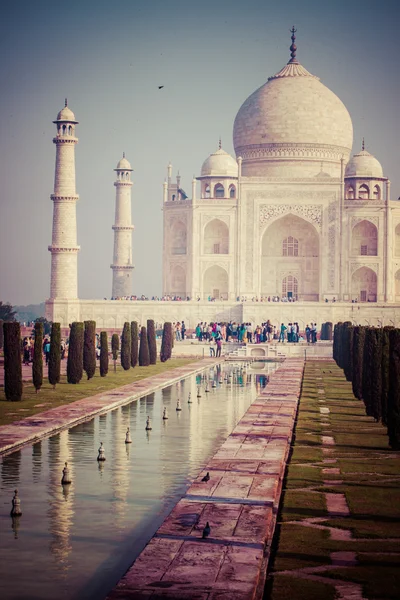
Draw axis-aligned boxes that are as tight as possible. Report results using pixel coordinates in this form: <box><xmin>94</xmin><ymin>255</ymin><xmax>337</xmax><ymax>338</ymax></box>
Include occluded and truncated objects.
<box><xmin>106</xmin><ymin>359</ymin><xmax>305</xmax><ymax>600</ymax></box>
<box><xmin>0</xmin><ymin>360</ymin><xmax>68</xmax><ymax>386</ymax></box>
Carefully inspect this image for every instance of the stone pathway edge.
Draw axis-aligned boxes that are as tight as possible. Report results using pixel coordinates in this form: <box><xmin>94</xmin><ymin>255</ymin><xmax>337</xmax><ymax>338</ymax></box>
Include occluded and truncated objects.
<box><xmin>106</xmin><ymin>358</ymin><xmax>305</xmax><ymax>600</ymax></box>
<box><xmin>0</xmin><ymin>358</ymin><xmax>219</xmax><ymax>456</ymax></box>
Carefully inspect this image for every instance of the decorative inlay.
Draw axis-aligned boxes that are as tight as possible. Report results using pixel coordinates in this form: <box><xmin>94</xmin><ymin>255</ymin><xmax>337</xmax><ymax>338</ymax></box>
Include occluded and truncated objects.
<box><xmin>351</xmin><ymin>216</ymin><xmax>379</xmax><ymax>228</ymax></box>
<box><xmin>350</xmin><ymin>262</ymin><xmax>379</xmax><ymax>274</ymax></box>
<box><xmin>48</xmin><ymin>246</ymin><xmax>80</xmax><ymax>253</ymax></box>
<box><xmin>236</xmin><ymin>143</ymin><xmax>351</xmax><ymax>162</ymax></box>
<box><xmin>328</xmin><ymin>202</ymin><xmax>336</xmax><ymax>223</ymax></box>
<box><xmin>259</xmin><ymin>204</ymin><xmax>322</xmax><ymax>230</ymax></box>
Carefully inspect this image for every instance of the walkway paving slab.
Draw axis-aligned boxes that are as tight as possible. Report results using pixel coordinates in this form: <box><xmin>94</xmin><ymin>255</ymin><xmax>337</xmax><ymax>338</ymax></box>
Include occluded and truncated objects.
<box><xmin>106</xmin><ymin>359</ymin><xmax>305</xmax><ymax>600</ymax></box>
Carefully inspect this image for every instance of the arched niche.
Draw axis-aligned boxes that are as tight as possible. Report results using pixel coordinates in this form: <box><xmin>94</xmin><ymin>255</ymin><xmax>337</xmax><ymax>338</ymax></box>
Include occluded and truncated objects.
<box><xmin>229</xmin><ymin>184</ymin><xmax>236</xmax><ymax>198</ymax></box>
<box><xmin>358</xmin><ymin>184</ymin><xmax>370</xmax><ymax>199</ymax></box>
<box><xmin>170</xmin><ymin>265</ymin><xmax>186</xmax><ymax>297</ymax></box>
<box><xmin>261</xmin><ymin>214</ymin><xmax>319</xmax><ymax>301</ymax></box>
<box><xmin>351</xmin><ymin>266</ymin><xmax>377</xmax><ymax>302</ymax></box>
<box><xmin>373</xmin><ymin>185</ymin><xmax>381</xmax><ymax>200</ymax></box>
<box><xmin>214</xmin><ymin>183</ymin><xmax>225</xmax><ymax>198</ymax></box>
<box><xmin>351</xmin><ymin>220</ymin><xmax>377</xmax><ymax>256</ymax></box>
<box><xmin>204</xmin><ymin>218</ymin><xmax>229</xmax><ymax>254</ymax></box>
<box><xmin>203</xmin><ymin>265</ymin><xmax>228</xmax><ymax>300</ymax></box>
<box><xmin>346</xmin><ymin>185</ymin><xmax>355</xmax><ymax>200</ymax></box>
<box><xmin>395</xmin><ymin>269</ymin><xmax>400</xmax><ymax>301</ymax></box>
<box><xmin>170</xmin><ymin>220</ymin><xmax>187</xmax><ymax>255</ymax></box>
<box><xmin>395</xmin><ymin>224</ymin><xmax>400</xmax><ymax>257</ymax></box>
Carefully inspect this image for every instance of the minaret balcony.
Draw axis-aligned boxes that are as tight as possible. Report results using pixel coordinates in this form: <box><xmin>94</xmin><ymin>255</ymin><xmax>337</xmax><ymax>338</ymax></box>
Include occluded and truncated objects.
<box><xmin>110</xmin><ymin>264</ymin><xmax>135</xmax><ymax>270</ymax></box>
<box><xmin>48</xmin><ymin>245</ymin><xmax>80</xmax><ymax>253</ymax></box>
<box><xmin>112</xmin><ymin>225</ymin><xmax>134</xmax><ymax>231</ymax></box>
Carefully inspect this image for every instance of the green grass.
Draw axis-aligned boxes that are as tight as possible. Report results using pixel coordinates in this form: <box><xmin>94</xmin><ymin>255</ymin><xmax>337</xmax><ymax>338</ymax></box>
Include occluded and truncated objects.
<box><xmin>266</xmin><ymin>358</ymin><xmax>400</xmax><ymax>600</ymax></box>
<box><xmin>0</xmin><ymin>358</ymin><xmax>194</xmax><ymax>426</ymax></box>
<box><xmin>269</xmin><ymin>574</ymin><xmax>337</xmax><ymax>600</ymax></box>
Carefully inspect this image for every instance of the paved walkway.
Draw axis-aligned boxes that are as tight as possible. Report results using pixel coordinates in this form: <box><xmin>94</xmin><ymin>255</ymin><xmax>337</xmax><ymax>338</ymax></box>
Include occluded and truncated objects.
<box><xmin>106</xmin><ymin>359</ymin><xmax>305</xmax><ymax>600</ymax></box>
<box><xmin>0</xmin><ymin>358</ymin><xmax>217</xmax><ymax>456</ymax></box>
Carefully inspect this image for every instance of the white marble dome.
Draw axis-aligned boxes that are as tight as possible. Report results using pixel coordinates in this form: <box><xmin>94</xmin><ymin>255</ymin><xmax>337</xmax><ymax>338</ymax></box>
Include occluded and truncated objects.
<box><xmin>201</xmin><ymin>147</ymin><xmax>238</xmax><ymax>178</ymax></box>
<box><xmin>56</xmin><ymin>104</ymin><xmax>77</xmax><ymax>122</ymax></box>
<box><xmin>345</xmin><ymin>149</ymin><xmax>383</xmax><ymax>178</ymax></box>
<box><xmin>116</xmin><ymin>154</ymin><xmax>132</xmax><ymax>170</ymax></box>
<box><xmin>233</xmin><ymin>61</ymin><xmax>353</xmax><ymax>170</ymax></box>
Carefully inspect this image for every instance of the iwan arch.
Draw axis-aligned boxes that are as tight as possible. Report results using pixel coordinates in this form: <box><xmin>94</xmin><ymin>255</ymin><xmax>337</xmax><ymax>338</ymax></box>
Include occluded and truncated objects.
<box><xmin>46</xmin><ymin>30</ymin><xmax>400</xmax><ymax>328</ymax></box>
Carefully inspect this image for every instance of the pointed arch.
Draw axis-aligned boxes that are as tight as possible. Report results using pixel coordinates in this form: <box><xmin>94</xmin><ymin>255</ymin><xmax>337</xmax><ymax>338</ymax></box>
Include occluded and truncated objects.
<box><xmin>373</xmin><ymin>184</ymin><xmax>381</xmax><ymax>200</ymax></box>
<box><xmin>204</xmin><ymin>219</ymin><xmax>229</xmax><ymax>254</ymax></box>
<box><xmin>351</xmin><ymin>266</ymin><xmax>377</xmax><ymax>302</ymax></box>
<box><xmin>214</xmin><ymin>183</ymin><xmax>225</xmax><ymax>198</ymax></box>
<box><xmin>346</xmin><ymin>185</ymin><xmax>355</xmax><ymax>200</ymax></box>
<box><xmin>170</xmin><ymin>220</ymin><xmax>187</xmax><ymax>255</ymax></box>
<box><xmin>358</xmin><ymin>184</ymin><xmax>370</xmax><ymax>199</ymax></box>
<box><xmin>170</xmin><ymin>265</ymin><xmax>186</xmax><ymax>297</ymax></box>
<box><xmin>352</xmin><ymin>220</ymin><xmax>377</xmax><ymax>256</ymax></box>
<box><xmin>203</xmin><ymin>265</ymin><xmax>228</xmax><ymax>300</ymax></box>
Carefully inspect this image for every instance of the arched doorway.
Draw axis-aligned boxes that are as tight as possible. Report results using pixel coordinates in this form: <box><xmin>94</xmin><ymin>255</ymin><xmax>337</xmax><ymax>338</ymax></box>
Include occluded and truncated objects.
<box><xmin>351</xmin><ymin>267</ymin><xmax>377</xmax><ymax>302</ymax></box>
<box><xmin>203</xmin><ymin>265</ymin><xmax>228</xmax><ymax>300</ymax></box>
<box><xmin>282</xmin><ymin>275</ymin><xmax>298</xmax><ymax>300</ymax></box>
<box><xmin>170</xmin><ymin>265</ymin><xmax>186</xmax><ymax>297</ymax></box>
<box><xmin>352</xmin><ymin>220</ymin><xmax>378</xmax><ymax>256</ymax></box>
<box><xmin>204</xmin><ymin>219</ymin><xmax>229</xmax><ymax>254</ymax></box>
<box><xmin>261</xmin><ymin>214</ymin><xmax>319</xmax><ymax>301</ymax></box>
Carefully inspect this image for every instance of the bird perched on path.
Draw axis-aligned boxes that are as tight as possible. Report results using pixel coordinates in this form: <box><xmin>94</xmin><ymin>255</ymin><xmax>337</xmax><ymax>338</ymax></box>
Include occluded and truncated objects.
<box><xmin>201</xmin><ymin>472</ymin><xmax>210</xmax><ymax>482</ymax></box>
<box><xmin>202</xmin><ymin>522</ymin><xmax>211</xmax><ymax>538</ymax></box>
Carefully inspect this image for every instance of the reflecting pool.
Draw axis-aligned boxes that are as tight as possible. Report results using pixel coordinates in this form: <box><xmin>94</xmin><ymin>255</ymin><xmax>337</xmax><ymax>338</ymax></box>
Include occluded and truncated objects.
<box><xmin>0</xmin><ymin>363</ymin><xmax>276</xmax><ymax>600</ymax></box>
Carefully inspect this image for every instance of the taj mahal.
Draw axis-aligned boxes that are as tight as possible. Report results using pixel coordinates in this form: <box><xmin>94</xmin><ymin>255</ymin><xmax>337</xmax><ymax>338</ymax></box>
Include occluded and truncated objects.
<box><xmin>45</xmin><ymin>30</ymin><xmax>400</xmax><ymax>329</ymax></box>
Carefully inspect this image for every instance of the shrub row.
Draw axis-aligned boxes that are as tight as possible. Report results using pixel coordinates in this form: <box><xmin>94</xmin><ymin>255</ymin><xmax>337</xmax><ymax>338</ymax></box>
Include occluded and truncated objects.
<box><xmin>320</xmin><ymin>322</ymin><xmax>333</xmax><ymax>340</ymax></box>
<box><xmin>333</xmin><ymin>322</ymin><xmax>400</xmax><ymax>449</ymax></box>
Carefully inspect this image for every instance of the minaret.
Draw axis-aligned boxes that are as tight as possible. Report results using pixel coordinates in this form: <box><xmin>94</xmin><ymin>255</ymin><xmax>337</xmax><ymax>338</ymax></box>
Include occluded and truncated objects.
<box><xmin>111</xmin><ymin>154</ymin><xmax>134</xmax><ymax>298</ymax></box>
<box><xmin>49</xmin><ymin>100</ymin><xmax>80</xmax><ymax>299</ymax></box>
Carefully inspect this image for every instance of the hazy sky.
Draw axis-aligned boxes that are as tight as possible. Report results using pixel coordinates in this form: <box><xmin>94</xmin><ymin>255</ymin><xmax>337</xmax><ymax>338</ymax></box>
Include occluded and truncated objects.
<box><xmin>1</xmin><ymin>0</ymin><xmax>399</xmax><ymax>305</ymax></box>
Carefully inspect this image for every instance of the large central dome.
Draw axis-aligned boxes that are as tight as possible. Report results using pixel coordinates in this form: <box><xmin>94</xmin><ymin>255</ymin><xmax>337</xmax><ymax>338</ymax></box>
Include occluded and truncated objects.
<box><xmin>233</xmin><ymin>39</ymin><xmax>353</xmax><ymax>177</ymax></box>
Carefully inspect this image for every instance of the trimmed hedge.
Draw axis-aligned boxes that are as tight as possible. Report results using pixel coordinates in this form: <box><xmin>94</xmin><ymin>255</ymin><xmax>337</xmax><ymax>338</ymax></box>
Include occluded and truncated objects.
<box><xmin>100</xmin><ymin>331</ymin><xmax>109</xmax><ymax>377</ymax></box>
<box><xmin>342</xmin><ymin>322</ymin><xmax>353</xmax><ymax>382</ymax></box>
<box><xmin>0</xmin><ymin>320</ymin><xmax>3</xmax><ymax>349</ymax></box>
<box><xmin>160</xmin><ymin>322</ymin><xmax>173</xmax><ymax>362</ymax></box>
<box><xmin>131</xmin><ymin>321</ymin><xmax>139</xmax><ymax>368</ymax></box>
<box><xmin>381</xmin><ymin>326</ymin><xmax>394</xmax><ymax>426</ymax></box>
<box><xmin>111</xmin><ymin>333</ymin><xmax>119</xmax><ymax>372</ymax></box>
<box><xmin>147</xmin><ymin>319</ymin><xmax>157</xmax><ymax>365</ymax></box>
<box><xmin>48</xmin><ymin>322</ymin><xmax>61</xmax><ymax>388</ymax></box>
<box><xmin>388</xmin><ymin>329</ymin><xmax>400</xmax><ymax>450</ymax></box>
<box><xmin>67</xmin><ymin>322</ymin><xmax>84</xmax><ymax>384</ymax></box>
<box><xmin>352</xmin><ymin>325</ymin><xmax>366</xmax><ymax>401</ymax></box>
<box><xmin>83</xmin><ymin>320</ymin><xmax>97</xmax><ymax>380</ymax></box>
<box><xmin>32</xmin><ymin>322</ymin><xmax>43</xmax><ymax>393</ymax></box>
<box><xmin>139</xmin><ymin>326</ymin><xmax>150</xmax><ymax>366</ymax></box>
<box><xmin>121</xmin><ymin>322</ymin><xmax>131</xmax><ymax>371</ymax></box>
<box><xmin>3</xmin><ymin>322</ymin><xmax>23</xmax><ymax>401</ymax></box>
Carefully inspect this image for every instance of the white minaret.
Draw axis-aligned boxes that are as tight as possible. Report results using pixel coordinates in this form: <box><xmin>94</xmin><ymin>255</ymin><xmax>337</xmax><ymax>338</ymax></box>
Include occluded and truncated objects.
<box><xmin>49</xmin><ymin>100</ymin><xmax>80</xmax><ymax>299</ymax></box>
<box><xmin>111</xmin><ymin>154</ymin><xmax>134</xmax><ymax>297</ymax></box>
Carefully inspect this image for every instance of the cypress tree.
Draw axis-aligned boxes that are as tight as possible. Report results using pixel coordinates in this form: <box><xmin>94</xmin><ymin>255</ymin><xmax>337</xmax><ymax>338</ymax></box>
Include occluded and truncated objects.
<box><xmin>370</xmin><ymin>328</ymin><xmax>383</xmax><ymax>422</ymax></box>
<box><xmin>160</xmin><ymin>322</ymin><xmax>173</xmax><ymax>362</ymax></box>
<box><xmin>67</xmin><ymin>322</ymin><xmax>84</xmax><ymax>384</ymax></box>
<box><xmin>83</xmin><ymin>320</ymin><xmax>97</xmax><ymax>380</ymax></box>
<box><xmin>0</xmin><ymin>320</ymin><xmax>4</xmax><ymax>350</ymax></box>
<box><xmin>362</xmin><ymin>327</ymin><xmax>374</xmax><ymax>417</ymax></box>
<box><xmin>121</xmin><ymin>322</ymin><xmax>131</xmax><ymax>370</ymax></box>
<box><xmin>111</xmin><ymin>333</ymin><xmax>119</xmax><ymax>372</ymax></box>
<box><xmin>32</xmin><ymin>322</ymin><xmax>43</xmax><ymax>393</ymax></box>
<box><xmin>147</xmin><ymin>319</ymin><xmax>157</xmax><ymax>365</ymax></box>
<box><xmin>48</xmin><ymin>322</ymin><xmax>61</xmax><ymax>389</ymax></box>
<box><xmin>342</xmin><ymin>322</ymin><xmax>354</xmax><ymax>382</ymax></box>
<box><xmin>381</xmin><ymin>326</ymin><xmax>394</xmax><ymax>426</ymax></box>
<box><xmin>3</xmin><ymin>322</ymin><xmax>23</xmax><ymax>401</ymax></box>
<box><xmin>333</xmin><ymin>322</ymin><xmax>342</xmax><ymax>365</ymax></box>
<box><xmin>388</xmin><ymin>329</ymin><xmax>400</xmax><ymax>450</ymax></box>
<box><xmin>100</xmin><ymin>331</ymin><xmax>109</xmax><ymax>377</ymax></box>
<box><xmin>139</xmin><ymin>326</ymin><xmax>150</xmax><ymax>366</ymax></box>
<box><xmin>325</xmin><ymin>322</ymin><xmax>333</xmax><ymax>341</ymax></box>
<box><xmin>320</xmin><ymin>323</ymin><xmax>326</xmax><ymax>340</ymax></box>
<box><xmin>352</xmin><ymin>326</ymin><xmax>366</xmax><ymax>401</ymax></box>
<box><xmin>131</xmin><ymin>321</ymin><xmax>139</xmax><ymax>367</ymax></box>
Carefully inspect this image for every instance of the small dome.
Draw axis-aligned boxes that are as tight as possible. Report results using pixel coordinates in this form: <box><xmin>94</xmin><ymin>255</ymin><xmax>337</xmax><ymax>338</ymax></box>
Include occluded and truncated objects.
<box><xmin>345</xmin><ymin>149</ymin><xmax>383</xmax><ymax>178</ymax></box>
<box><xmin>201</xmin><ymin>148</ymin><xmax>238</xmax><ymax>177</ymax></box>
<box><xmin>56</xmin><ymin>105</ymin><xmax>77</xmax><ymax>122</ymax></box>
<box><xmin>116</xmin><ymin>154</ymin><xmax>132</xmax><ymax>170</ymax></box>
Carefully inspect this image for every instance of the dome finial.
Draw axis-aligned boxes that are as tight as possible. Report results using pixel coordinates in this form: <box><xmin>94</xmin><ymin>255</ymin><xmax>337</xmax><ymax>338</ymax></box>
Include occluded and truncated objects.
<box><xmin>219</xmin><ymin>136</ymin><xmax>222</xmax><ymax>150</ymax></box>
<box><xmin>362</xmin><ymin>137</ymin><xmax>365</xmax><ymax>151</ymax></box>
<box><xmin>123</xmin><ymin>151</ymin><xmax>125</xmax><ymax>158</ymax></box>
<box><xmin>288</xmin><ymin>26</ymin><xmax>298</xmax><ymax>64</ymax></box>
<box><xmin>65</xmin><ymin>98</ymin><xmax>68</xmax><ymax>107</ymax></box>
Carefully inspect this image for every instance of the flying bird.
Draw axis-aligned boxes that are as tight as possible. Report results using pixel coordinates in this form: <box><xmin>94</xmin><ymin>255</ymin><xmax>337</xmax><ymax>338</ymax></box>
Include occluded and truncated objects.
<box><xmin>202</xmin><ymin>522</ymin><xmax>211</xmax><ymax>539</ymax></box>
<box><xmin>158</xmin><ymin>86</ymin><xmax>164</xmax><ymax>89</ymax></box>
